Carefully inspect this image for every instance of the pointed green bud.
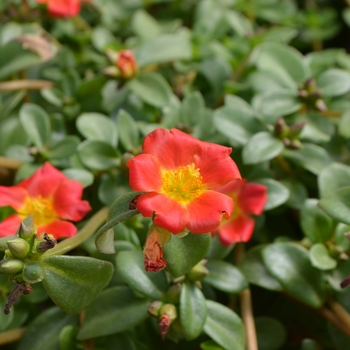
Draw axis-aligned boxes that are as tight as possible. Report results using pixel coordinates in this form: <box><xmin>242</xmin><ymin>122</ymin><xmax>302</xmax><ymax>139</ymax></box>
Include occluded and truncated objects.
<box><xmin>0</xmin><ymin>259</ymin><xmax>24</xmax><ymax>275</ymax></box>
<box><xmin>186</xmin><ymin>260</ymin><xmax>209</xmax><ymax>282</ymax></box>
<box><xmin>288</xmin><ymin>122</ymin><xmax>306</xmax><ymax>140</ymax></box>
<box><xmin>23</xmin><ymin>263</ymin><xmax>45</xmax><ymax>284</ymax></box>
<box><xmin>304</xmin><ymin>77</ymin><xmax>317</xmax><ymax>91</ymax></box>
<box><xmin>7</xmin><ymin>238</ymin><xmax>31</xmax><ymax>259</ymax></box>
<box><xmin>148</xmin><ymin>300</ymin><xmax>164</xmax><ymax>317</ymax></box>
<box><xmin>315</xmin><ymin>99</ymin><xmax>327</xmax><ymax>112</ymax></box>
<box><xmin>274</xmin><ymin>118</ymin><xmax>289</xmax><ymax>139</ymax></box>
<box><xmin>18</xmin><ymin>216</ymin><xmax>36</xmax><ymax>241</ymax></box>
<box><xmin>166</xmin><ymin>283</ymin><xmax>182</xmax><ymax>303</ymax></box>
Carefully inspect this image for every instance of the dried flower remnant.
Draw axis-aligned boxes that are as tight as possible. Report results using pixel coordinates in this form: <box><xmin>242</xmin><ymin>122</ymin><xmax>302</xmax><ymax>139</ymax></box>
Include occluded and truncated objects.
<box><xmin>127</xmin><ymin>128</ymin><xmax>241</xmax><ymax>235</ymax></box>
<box><xmin>0</xmin><ymin>162</ymin><xmax>91</xmax><ymax>239</ymax></box>
<box><xmin>213</xmin><ymin>179</ymin><xmax>267</xmax><ymax>246</ymax></box>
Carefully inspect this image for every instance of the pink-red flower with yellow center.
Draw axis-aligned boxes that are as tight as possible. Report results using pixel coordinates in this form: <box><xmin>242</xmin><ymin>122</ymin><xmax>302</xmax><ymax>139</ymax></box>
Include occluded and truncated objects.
<box><xmin>127</xmin><ymin>128</ymin><xmax>241</xmax><ymax>235</ymax></box>
<box><xmin>36</xmin><ymin>0</ymin><xmax>90</xmax><ymax>18</ymax></box>
<box><xmin>117</xmin><ymin>50</ymin><xmax>138</xmax><ymax>79</ymax></box>
<box><xmin>213</xmin><ymin>179</ymin><xmax>267</xmax><ymax>246</ymax></box>
<box><xmin>0</xmin><ymin>162</ymin><xmax>91</xmax><ymax>239</ymax></box>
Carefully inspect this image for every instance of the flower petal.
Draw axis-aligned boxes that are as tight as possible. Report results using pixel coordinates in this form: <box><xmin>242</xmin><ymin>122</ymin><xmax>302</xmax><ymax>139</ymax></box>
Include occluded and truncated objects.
<box><xmin>194</xmin><ymin>142</ymin><xmax>241</xmax><ymax>188</ymax></box>
<box><xmin>0</xmin><ymin>186</ymin><xmax>27</xmax><ymax>210</ymax></box>
<box><xmin>142</xmin><ymin>128</ymin><xmax>200</xmax><ymax>169</ymax></box>
<box><xmin>47</xmin><ymin>0</ymin><xmax>81</xmax><ymax>17</ymax></box>
<box><xmin>186</xmin><ymin>190</ymin><xmax>233</xmax><ymax>234</ymax></box>
<box><xmin>238</xmin><ymin>183</ymin><xmax>268</xmax><ymax>215</ymax></box>
<box><xmin>137</xmin><ymin>193</ymin><xmax>188</xmax><ymax>234</ymax></box>
<box><xmin>127</xmin><ymin>154</ymin><xmax>162</xmax><ymax>192</ymax></box>
<box><xmin>217</xmin><ymin>215</ymin><xmax>255</xmax><ymax>246</ymax></box>
<box><xmin>0</xmin><ymin>215</ymin><xmax>22</xmax><ymax>237</ymax></box>
<box><xmin>53</xmin><ymin>179</ymin><xmax>91</xmax><ymax>221</ymax></box>
<box><xmin>19</xmin><ymin>162</ymin><xmax>66</xmax><ymax>198</ymax></box>
<box><xmin>38</xmin><ymin>219</ymin><xmax>77</xmax><ymax>239</ymax></box>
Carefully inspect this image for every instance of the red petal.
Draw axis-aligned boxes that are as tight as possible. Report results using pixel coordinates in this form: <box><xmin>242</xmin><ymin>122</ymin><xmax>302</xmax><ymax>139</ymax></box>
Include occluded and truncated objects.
<box><xmin>53</xmin><ymin>179</ymin><xmax>91</xmax><ymax>221</ymax></box>
<box><xmin>238</xmin><ymin>183</ymin><xmax>268</xmax><ymax>215</ymax></box>
<box><xmin>142</xmin><ymin>128</ymin><xmax>200</xmax><ymax>169</ymax></box>
<box><xmin>47</xmin><ymin>0</ymin><xmax>81</xmax><ymax>17</ymax></box>
<box><xmin>0</xmin><ymin>215</ymin><xmax>22</xmax><ymax>237</ymax></box>
<box><xmin>137</xmin><ymin>193</ymin><xmax>188</xmax><ymax>234</ymax></box>
<box><xmin>38</xmin><ymin>219</ymin><xmax>77</xmax><ymax>239</ymax></box>
<box><xmin>215</xmin><ymin>178</ymin><xmax>245</xmax><ymax>195</ymax></box>
<box><xmin>0</xmin><ymin>186</ymin><xmax>27</xmax><ymax>210</ymax></box>
<box><xmin>186</xmin><ymin>191</ymin><xmax>233</xmax><ymax>234</ymax></box>
<box><xmin>127</xmin><ymin>154</ymin><xmax>162</xmax><ymax>192</ymax></box>
<box><xmin>18</xmin><ymin>162</ymin><xmax>66</xmax><ymax>198</ymax></box>
<box><xmin>194</xmin><ymin>142</ymin><xmax>241</xmax><ymax>188</ymax></box>
<box><xmin>217</xmin><ymin>215</ymin><xmax>255</xmax><ymax>246</ymax></box>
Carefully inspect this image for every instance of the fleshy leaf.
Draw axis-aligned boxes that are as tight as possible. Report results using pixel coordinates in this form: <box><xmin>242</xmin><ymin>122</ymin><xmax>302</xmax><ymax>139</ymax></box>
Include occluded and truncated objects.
<box><xmin>309</xmin><ymin>243</ymin><xmax>337</xmax><ymax>271</ymax></box>
<box><xmin>163</xmin><ymin>233</ymin><xmax>211</xmax><ymax>278</ymax></box>
<box><xmin>41</xmin><ymin>256</ymin><xmax>113</xmax><ymax>314</ymax></box>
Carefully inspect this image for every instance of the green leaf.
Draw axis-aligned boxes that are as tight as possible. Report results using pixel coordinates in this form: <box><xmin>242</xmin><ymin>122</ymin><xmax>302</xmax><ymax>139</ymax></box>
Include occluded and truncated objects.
<box><xmin>163</xmin><ymin>233</ymin><xmax>211</xmax><ymax>278</ymax></box>
<box><xmin>225</xmin><ymin>10</ymin><xmax>253</xmax><ymax>36</ymax></box>
<box><xmin>300</xmin><ymin>199</ymin><xmax>333</xmax><ymax>243</ymax></box>
<box><xmin>254</xmin><ymin>178</ymin><xmax>290</xmax><ymax>210</ymax></box>
<box><xmin>334</xmin><ymin>223</ymin><xmax>350</xmax><ymax>252</ymax></box>
<box><xmin>116</xmin><ymin>250</ymin><xmax>168</xmax><ymax>299</ymax></box>
<box><xmin>280</xmin><ymin>178</ymin><xmax>308</xmax><ymax>210</ymax></box>
<box><xmin>41</xmin><ymin>256</ymin><xmax>113</xmax><ymax>314</ymax></box>
<box><xmin>127</xmin><ymin>72</ymin><xmax>174</xmax><ymax>108</ymax></box>
<box><xmin>317</xmin><ymin>69</ymin><xmax>350</xmax><ymax>96</ymax></box>
<box><xmin>213</xmin><ymin>104</ymin><xmax>261</xmax><ymax>146</ymax></box>
<box><xmin>0</xmin><ymin>41</ymin><xmax>41</xmax><ymax>80</ymax></box>
<box><xmin>131</xmin><ymin>10</ymin><xmax>161</xmax><ymax>39</ymax></box>
<box><xmin>47</xmin><ymin>136</ymin><xmax>79</xmax><ymax>159</ymax></box>
<box><xmin>200</xmin><ymin>340</ymin><xmax>225</xmax><ymax>350</ymax></box>
<box><xmin>59</xmin><ymin>325</ymin><xmax>79</xmax><ymax>350</ymax></box>
<box><xmin>205</xmin><ymin>235</ymin><xmax>234</xmax><ymax>260</ymax></box>
<box><xmin>262</xmin><ymin>242</ymin><xmax>326</xmax><ymax>308</ymax></box>
<box><xmin>116</xmin><ymin>110</ymin><xmax>140</xmax><ymax>151</ymax></box>
<box><xmin>203</xmin><ymin>300</ymin><xmax>245</xmax><ymax>350</ymax></box>
<box><xmin>339</xmin><ymin>110</ymin><xmax>350</xmax><ymax>139</ymax></box>
<box><xmin>77</xmin><ymin>286</ymin><xmax>149</xmax><ymax>340</ymax></box>
<box><xmin>319</xmin><ymin>186</ymin><xmax>350</xmax><ymax>225</ymax></box>
<box><xmin>62</xmin><ymin>168</ymin><xmax>94</xmax><ymax>188</ymax></box>
<box><xmin>41</xmin><ymin>88</ymin><xmax>64</xmax><ymax>107</ymax></box>
<box><xmin>91</xmin><ymin>26</ymin><xmax>116</xmax><ymax>51</ymax></box>
<box><xmin>318</xmin><ymin>163</ymin><xmax>350</xmax><ymax>197</ymax></box>
<box><xmin>17</xmin><ymin>307</ymin><xmax>77</xmax><ymax>350</ymax></box>
<box><xmin>95</xmin><ymin>192</ymin><xmax>141</xmax><ymax>254</ymax></box>
<box><xmin>309</xmin><ymin>243</ymin><xmax>337</xmax><ymax>270</ymax></box>
<box><xmin>76</xmin><ymin>113</ymin><xmax>118</xmax><ymax>147</ymax></box>
<box><xmin>135</xmin><ymin>32</ymin><xmax>192</xmax><ymax>67</ymax></box>
<box><xmin>255</xmin><ymin>317</ymin><xmax>287</xmax><ymax>350</ymax></box>
<box><xmin>238</xmin><ymin>245</ymin><xmax>283</xmax><ymax>291</ymax></box>
<box><xmin>77</xmin><ymin>140</ymin><xmax>119</xmax><ymax>170</ymax></box>
<box><xmin>283</xmin><ymin>143</ymin><xmax>331</xmax><ymax>175</ymax></box>
<box><xmin>204</xmin><ymin>260</ymin><xmax>248</xmax><ymax>293</ymax></box>
<box><xmin>19</xmin><ymin>103</ymin><xmax>51</xmax><ymax>148</ymax></box>
<box><xmin>180</xmin><ymin>91</ymin><xmax>205</xmax><ymax>126</ymax></box>
<box><xmin>242</xmin><ymin>132</ymin><xmax>284</xmax><ymax>165</ymax></box>
<box><xmin>180</xmin><ymin>281</ymin><xmax>207</xmax><ymax>340</ymax></box>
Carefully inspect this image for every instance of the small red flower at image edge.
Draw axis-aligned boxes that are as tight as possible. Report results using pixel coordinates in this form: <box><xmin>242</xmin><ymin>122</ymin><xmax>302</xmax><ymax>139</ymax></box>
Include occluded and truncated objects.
<box><xmin>36</xmin><ymin>0</ymin><xmax>90</xmax><ymax>18</ymax></box>
<box><xmin>0</xmin><ymin>162</ymin><xmax>91</xmax><ymax>239</ymax></box>
<box><xmin>127</xmin><ymin>128</ymin><xmax>242</xmax><ymax>235</ymax></box>
<box><xmin>213</xmin><ymin>179</ymin><xmax>268</xmax><ymax>246</ymax></box>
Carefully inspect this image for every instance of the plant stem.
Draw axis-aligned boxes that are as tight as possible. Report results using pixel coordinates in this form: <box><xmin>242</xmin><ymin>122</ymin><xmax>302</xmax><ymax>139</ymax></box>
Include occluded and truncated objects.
<box><xmin>235</xmin><ymin>243</ymin><xmax>258</xmax><ymax>350</ymax></box>
<box><xmin>0</xmin><ymin>80</ymin><xmax>53</xmax><ymax>91</ymax></box>
<box><xmin>0</xmin><ymin>328</ymin><xmax>25</xmax><ymax>346</ymax></box>
<box><xmin>0</xmin><ymin>157</ymin><xmax>22</xmax><ymax>170</ymax></box>
<box><xmin>328</xmin><ymin>299</ymin><xmax>350</xmax><ymax>330</ymax></box>
<box><xmin>42</xmin><ymin>207</ymin><xmax>109</xmax><ymax>257</ymax></box>
<box><xmin>318</xmin><ymin>306</ymin><xmax>350</xmax><ymax>336</ymax></box>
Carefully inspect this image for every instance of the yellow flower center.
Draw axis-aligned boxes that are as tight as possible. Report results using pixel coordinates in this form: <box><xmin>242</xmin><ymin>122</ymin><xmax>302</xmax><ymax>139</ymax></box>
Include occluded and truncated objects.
<box><xmin>161</xmin><ymin>164</ymin><xmax>206</xmax><ymax>204</ymax></box>
<box><xmin>18</xmin><ymin>196</ymin><xmax>57</xmax><ymax>226</ymax></box>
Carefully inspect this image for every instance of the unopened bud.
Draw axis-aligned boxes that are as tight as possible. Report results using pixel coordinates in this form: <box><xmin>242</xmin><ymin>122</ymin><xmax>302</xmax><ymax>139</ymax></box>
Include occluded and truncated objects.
<box><xmin>7</xmin><ymin>238</ymin><xmax>31</xmax><ymax>259</ymax></box>
<box><xmin>274</xmin><ymin>118</ymin><xmax>289</xmax><ymax>139</ymax></box>
<box><xmin>288</xmin><ymin>122</ymin><xmax>306</xmax><ymax>140</ymax></box>
<box><xmin>298</xmin><ymin>90</ymin><xmax>308</xmax><ymax>98</ymax></box>
<box><xmin>0</xmin><ymin>259</ymin><xmax>24</xmax><ymax>275</ymax></box>
<box><xmin>159</xmin><ymin>304</ymin><xmax>177</xmax><ymax>337</ymax></box>
<box><xmin>304</xmin><ymin>77</ymin><xmax>317</xmax><ymax>90</ymax></box>
<box><xmin>18</xmin><ymin>217</ymin><xmax>36</xmax><ymax>241</ymax></box>
<box><xmin>315</xmin><ymin>99</ymin><xmax>327</xmax><ymax>112</ymax></box>
<box><xmin>23</xmin><ymin>263</ymin><xmax>45</xmax><ymax>283</ymax></box>
<box><xmin>148</xmin><ymin>300</ymin><xmax>164</xmax><ymax>317</ymax></box>
<box><xmin>102</xmin><ymin>66</ymin><xmax>120</xmax><ymax>78</ymax></box>
<box><xmin>186</xmin><ymin>260</ymin><xmax>209</xmax><ymax>282</ymax></box>
<box><xmin>116</xmin><ymin>50</ymin><xmax>138</xmax><ymax>79</ymax></box>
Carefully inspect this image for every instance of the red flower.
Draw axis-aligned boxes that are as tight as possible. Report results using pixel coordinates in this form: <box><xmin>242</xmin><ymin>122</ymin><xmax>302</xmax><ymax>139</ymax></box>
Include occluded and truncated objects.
<box><xmin>213</xmin><ymin>179</ymin><xmax>267</xmax><ymax>246</ymax></box>
<box><xmin>127</xmin><ymin>128</ymin><xmax>241</xmax><ymax>235</ymax></box>
<box><xmin>36</xmin><ymin>0</ymin><xmax>89</xmax><ymax>18</ymax></box>
<box><xmin>0</xmin><ymin>163</ymin><xmax>91</xmax><ymax>239</ymax></box>
<box><xmin>117</xmin><ymin>50</ymin><xmax>138</xmax><ymax>79</ymax></box>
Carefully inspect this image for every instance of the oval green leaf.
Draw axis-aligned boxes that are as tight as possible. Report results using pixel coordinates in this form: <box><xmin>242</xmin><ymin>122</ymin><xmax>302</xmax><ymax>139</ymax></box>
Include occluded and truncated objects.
<box><xmin>309</xmin><ymin>243</ymin><xmax>337</xmax><ymax>270</ymax></box>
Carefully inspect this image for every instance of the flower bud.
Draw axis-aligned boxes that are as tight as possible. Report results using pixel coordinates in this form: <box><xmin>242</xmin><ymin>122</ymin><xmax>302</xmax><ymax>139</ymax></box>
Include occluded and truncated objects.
<box><xmin>6</xmin><ymin>238</ymin><xmax>31</xmax><ymax>259</ymax></box>
<box><xmin>159</xmin><ymin>304</ymin><xmax>177</xmax><ymax>337</ymax></box>
<box><xmin>23</xmin><ymin>263</ymin><xmax>45</xmax><ymax>283</ymax></box>
<box><xmin>274</xmin><ymin>118</ymin><xmax>289</xmax><ymax>139</ymax></box>
<box><xmin>18</xmin><ymin>216</ymin><xmax>36</xmax><ymax>241</ymax></box>
<box><xmin>116</xmin><ymin>50</ymin><xmax>138</xmax><ymax>79</ymax></box>
<box><xmin>148</xmin><ymin>300</ymin><xmax>164</xmax><ymax>317</ymax></box>
<box><xmin>315</xmin><ymin>99</ymin><xmax>327</xmax><ymax>112</ymax></box>
<box><xmin>288</xmin><ymin>122</ymin><xmax>306</xmax><ymax>140</ymax></box>
<box><xmin>0</xmin><ymin>259</ymin><xmax>24</xmax><ymax>275</ymax></box>
<box><xmin>186</xmin><ymin>260</ymin><xmax>209</xmax><ymax>282</ymax></box>
<box><xmin>143</xmin><ymin>225</ymin><xmax>171</xmax><ymax>272</ymax></box>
